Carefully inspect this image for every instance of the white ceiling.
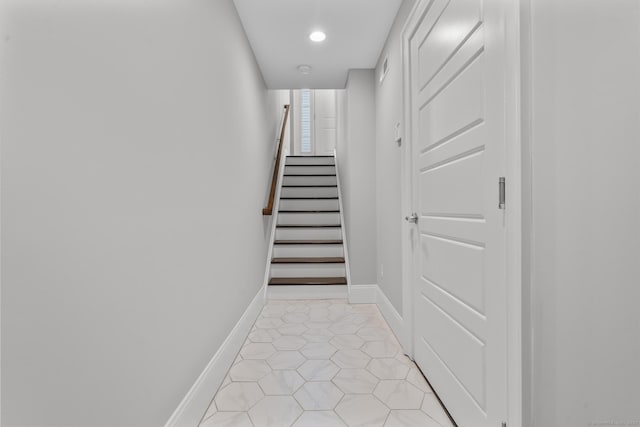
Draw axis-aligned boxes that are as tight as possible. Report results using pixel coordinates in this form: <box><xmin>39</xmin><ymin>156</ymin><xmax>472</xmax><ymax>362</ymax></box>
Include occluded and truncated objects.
<box><xmin>233</xmin><ymin>0</ymin><xmax>403</xmax><ymax>89</ymax></box>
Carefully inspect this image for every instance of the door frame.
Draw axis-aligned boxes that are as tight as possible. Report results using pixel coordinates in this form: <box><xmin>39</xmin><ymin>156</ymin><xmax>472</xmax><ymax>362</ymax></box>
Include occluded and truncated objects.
<box><xmin>399</xmin><ymin>0</ymin><xmax>523</xmax><ymax>425</ymax></box>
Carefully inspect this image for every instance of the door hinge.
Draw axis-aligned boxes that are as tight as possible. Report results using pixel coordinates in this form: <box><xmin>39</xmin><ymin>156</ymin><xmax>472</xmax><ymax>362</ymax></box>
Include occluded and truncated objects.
<box><xmin>498</xmin><ymin>177</ymin><xmax>506</xmax><ymax>209</ymax></box>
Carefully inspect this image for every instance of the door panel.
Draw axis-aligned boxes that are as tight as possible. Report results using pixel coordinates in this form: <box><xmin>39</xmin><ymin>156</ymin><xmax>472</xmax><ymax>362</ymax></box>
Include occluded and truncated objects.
<box><xmin>415</xmin><ymin>292</ymin><xmax>486</xmax><ymax>407</ymax></box>
<box><xmin>418</xmin><ymin>56</ymin><xmax>484</xmax><ymax>152</ymax></box>
<box><xmin>417</xmin><ymin>0</ymin><xmax>482</xmax><ymax>89</ymax></box>
<box><xmin>314</xmin><ymin>90</ymin><xmax>337</xmax><ymax>155</ymax></box>
<box><xmin>408</xmin><ymin>0</ymin><xmax>507</xmax><ymax>425</ymax></box>
<box><xmin>419</xmin><ymin>148</ymin><xmax>485</xmax><ymax>216</ymax></box>
<box><xmin>419</xmin><ymin>234</ymin><xmax>485</xmax><ymax>314</ymax></box>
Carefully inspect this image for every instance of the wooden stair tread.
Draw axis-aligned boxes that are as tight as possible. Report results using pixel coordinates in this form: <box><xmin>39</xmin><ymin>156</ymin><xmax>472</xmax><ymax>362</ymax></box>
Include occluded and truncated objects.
<box><xmin>274</xmin><ymin>240</ymin><xmax>343</xmax><ymax>245</ymax></box>
<box><xmin>280</xmin><ymin>197</ymin><xmax>338</xmax><ymax>200</ymax></box>
<box><xmin>272</xmin><ymin>257</ymin><xmax>345</xmax><ymax>264</ymax></box>
<box><xmin>269</xmin><ymin>277</ymin><xmax>347</xmax><ymax>286</ymax></box>
<box><xmin>282</xmin><ymin>185</ymin><xmax>338</xmax><ymax>188</ymax></box>
<box><xmin>284</xmin><ymin>174</ymin><xmax>336</xmax><ymax>177</ymax></box>
<box><xmin>279</xmin><ymin>210</ymin><xmax>340</xmax><ymax>213</ymax></box>
<box><xmin>277</xmin><ymin>226</ymin><xmax>341</xmax><ymax>229</ymax></box>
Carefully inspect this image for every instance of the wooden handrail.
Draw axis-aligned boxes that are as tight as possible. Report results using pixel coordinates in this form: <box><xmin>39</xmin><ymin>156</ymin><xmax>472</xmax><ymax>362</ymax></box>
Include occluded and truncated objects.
<box><xmin>263</xmin><ymin>104</ymin><xmax>290</xmax><ymax>215</ymax></box>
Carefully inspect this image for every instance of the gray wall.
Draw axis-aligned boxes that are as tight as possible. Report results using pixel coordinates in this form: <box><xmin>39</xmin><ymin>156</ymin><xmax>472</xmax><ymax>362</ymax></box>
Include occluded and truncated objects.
<box><xmin>337</xmin><ymin>70</ymin><xmax>377</xmax><ymax>286</ymax></box>
<box><xmin>524</xmin><ymin>0</ymin><xmax>640</xmax><ymax>425</ymax></box>
<box><xmin>0</xmin><ymin>1</ymin><xmax>283</xmax><ymax>426</ymax></box>
<box><xmin>374</xmin><ymin>0</ymin><xmax>417</xmax><ymax>316</ymax></box>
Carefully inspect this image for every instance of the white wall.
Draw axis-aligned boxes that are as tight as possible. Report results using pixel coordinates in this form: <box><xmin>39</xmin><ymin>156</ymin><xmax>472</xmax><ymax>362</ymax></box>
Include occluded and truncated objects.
<box><xmin>0</xmin><ymin>1</ymin><xmax>285</xmax><ymax>426</ymax></box>
<box><xmin>524</xmin><ymin>1</ymin><xmax>640</xmax><ymax>425</ymax></box>
<box><xmin>374</xmin><ymin>0</ymin><xmax>416</xmax><ymax>316</ymax></box>
<box><xmin>337</xmin><ymin>70</ymin><xmax>377</xmax><ymax>285</ymax></box>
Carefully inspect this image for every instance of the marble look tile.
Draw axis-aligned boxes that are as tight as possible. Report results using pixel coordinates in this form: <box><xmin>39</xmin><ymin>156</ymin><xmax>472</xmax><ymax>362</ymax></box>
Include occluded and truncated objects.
<box><xmin>374</xmin><ymin>380</ymin><xmax>424</xmax><ymax>410</ymax></box>
<box><xmin>308</xmin><ymin>307</ymin><xmax>331</xmax><ymax>321</ymax></box>
<box><xmin>214</xmin><ymin>382</ymin><xmax>264</xmax><ymax>411</ymax></box>
<box><xmin>278</xmin><ymin>323</ymin><xmax>308</xmax><ymax>336</ymax></box>
<box><xmin>267</xmin><ymin>351</ymin><xmax>306</xmax><ymax>370</ymax></box>
<box><xmin>261</xmin><ymin>305</ymin><xmax>287</xmax><ymax>318</ymax></box>
<box><xmin>331</xmin><ymin>349</ymin><xmax>371</xmax><ymax>369</ymax></box>
<box><xmin>340</xmin><ymin>313</ymin><xmax>370</xmax><ymax>325</ymax></box>
<box><xmin>362</xmin><ymin>340</ymin><xmax>401</xmax><ymax>358</ymax></box>
<box><xmin>255</xmin><ymin>318</ymin><xmax>285</xmax><ymax>329</ymax></box>
<box><xmin>294</xmin><ymin>381</ymin><xmax>344</xmax><ymax>410</ymax></box>
<box><xmin>200</xmin><ymin>411</ymin><xmax>253</xmax><ymax>427</ymax></box>
<box><xmin>352</xmin><ymin>304</ymin><xmax>378</xmax><ymax>313</ymax></box>
<box><xmin>292</xmin><ymin>411</ymin><xmax>346</xmax><ymax>427</ymax></box>
<box><xmin>330</xmin><ymin>322</ymin><xmax>362</xmax><ymax>335</ymax></box>
<box><xmin>248</xmin><ymin>396</ymin><xmax>303</xmax><ymax>427</ymax></box>
<box><xmin>201</xmin><ymin>300</ymin><xmax>455</xmax><ymax>427</ymax></box>
<box><xmin>240</xmin><ymin>343</ymin><xmax>276</xmax><ymax>360</ymax></box>
<box><xmin>394</xmin><ymin>352</ymin><xmax>415</xmax><ymax>366</ymax></box>
<box><xmin>303</xmin><ymin>328</ymin><xmax>334</xmax><ymax>342</ymax></box>
<box><xmin>229</xmin><ymin>360</ymin><xmax>272</xmax><ymax>382</ymax></box>
<box><xmin>384</xmin><ymin>410</ymin><xmax>441</xmax><ymax>427</ymax></box>
<box><xmin>357</xmin><ymin>326</ymin><xmax>394</xmax><ymax>341</ymax></box>
<box><xmin>249</xmin><ymin>328</ymin><xmax>281</xmax><ymax>343</ymax></box>
<box><xmin>304</xmin><ymin>320</ymin><xmax>333</xmax><ymax>329</ymax></box>
<box><xmin>286</xmin><ymin>303</ymin><xmax>310</xmax><ymax>314</ymax></box>
<box><xmin>332</xmin><ymin>369</ymin><xmax>379</xmax><ymax>394</ymax></box>
<box><xmin>335</xmin><ymin>394</ymin><xmax>390</xmax><ymax>427</ymax></box>
<box><xmin>422</xmin><ymin>393</ymin><xmax>455</xmax><ymax>426</ymax></box>
<box><xmin>328</xmin><ymin>311</ymin><xmax>350</xmax><ymax>322</ymax></box>
<box><xmin>200</xmin><ymin>400</ymin><xmax>217</xmax><ymax>422</ymax></box>
<box><xmin>406</xmin><ymin>368</ymin><xmax>433</xmax><ymax>394</ymax></box>
<box><xmin>272</xmin><ymin>335</ymin><xmax>307</xmax><ymax>351</ymax></box>
<box><xmin>367</xmin><ymin>358</ymin><xmax>410</xmax><ymax>380</ymax></box>
<box><xmin>329</xmin><ymin>302</ymin><xmax>353</xmax><ymax>312</ymax></box>
<box><xmin>220</xmin><ymin>374</ymin><xmax>231</xmax><ymax>389</ymax></box>
<box><xmin>259</xmin><ymin>370</ymin><xmax>305</xmax><ymax>395</ymax></box>
<box><xmin>300</xmin><ymin>342</ymin><xmax>338</xmax><ymax>359</ymax></box>
<box><xmin>330</xmin><ymin>334</ymin><xmax>365</xmax><ymax>350</ymax></box>
<box><xmin>282</xmin><ymin>312</ymin><xmax>309</xmax><ymax>324</ymax></box>
<box><xmin>297</xmin><ymin>359</ymin><xmax>340</xmax><ymax>381</ymax></box>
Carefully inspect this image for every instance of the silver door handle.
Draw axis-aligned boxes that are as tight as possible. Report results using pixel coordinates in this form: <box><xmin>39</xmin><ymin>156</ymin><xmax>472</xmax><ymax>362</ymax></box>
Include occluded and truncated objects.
<box><xmin>404</xmin><ymin>213</ymin><xmax>419</xmax><ymax>224</ymax></box>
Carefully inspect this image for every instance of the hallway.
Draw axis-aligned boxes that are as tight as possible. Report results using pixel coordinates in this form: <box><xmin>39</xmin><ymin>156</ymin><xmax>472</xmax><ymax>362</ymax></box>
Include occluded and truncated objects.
<box><xmin>199</xmin><ymin>300</ymin><xmax>454</xmax><ymax>427</ymax></box>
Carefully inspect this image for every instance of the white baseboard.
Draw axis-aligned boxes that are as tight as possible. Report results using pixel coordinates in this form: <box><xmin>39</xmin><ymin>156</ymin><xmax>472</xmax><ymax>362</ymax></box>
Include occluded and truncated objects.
<box><xmin>267</xmin><ymin>285</ymin><xmax>348</xmax><ymax>300</ymax></box>
<box><xmin>164</xmin><ymin>289</ymin><xmax>265</xmax><ymax>427</ymax></box>
<box><xmin>376</xmin><ymin>286</ymin><xmax>409</xmax><ymax>352</ymax></box>
<box><xmin>348</xmin><ymin>284</ymin><xmax>377</xmax><ymax>304</ymax></box>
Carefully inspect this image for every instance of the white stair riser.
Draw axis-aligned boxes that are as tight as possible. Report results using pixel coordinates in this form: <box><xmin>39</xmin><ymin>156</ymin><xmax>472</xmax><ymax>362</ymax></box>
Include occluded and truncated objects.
<box><xmin>279</xmin><ymin>199</ymin><xmax>339</xmax><ymax>211</ymax></box>
<box><xmin>286</xmin><ymin>157</ymin><xmax>335</xmax><ymax>166</ymax></box>
<box><xmin>270</xmin><ymin>263</ymin><xmax>346</xmax><ymax>278</ymax></box>
<box><xmin>275</xmin><ymin>227</ymin><xmax>342</xmax><ymax>240</ymax></box>
<box><xmin>278</xmin><ymin>212</ymin><xmax>341</xmax><ymax>226</ymax></box>
<box><xmin>273</xmin><ymin>244</ymin><xmax>344</xmax><ymax>258</ymax></box>
<box><xmin>282</xmin><ymin>176</ymin><xmax>337</xmax><ymax>186</ymax></box>
<box><xmin>285</xmin><ymin>165</ymin><xmax>336</xmax><ymax>175</ymax></box>
<box><xmin>280</xmin><ymin>187</ymin><xmax>338</xmax><ymax>198</ymax></box>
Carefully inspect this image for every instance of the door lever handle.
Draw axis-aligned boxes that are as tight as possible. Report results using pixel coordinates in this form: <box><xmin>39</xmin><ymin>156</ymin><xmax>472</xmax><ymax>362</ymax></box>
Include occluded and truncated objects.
<box><xmin>404</xmin><ymin>213</ymin><xmax>419</xmax><ymax>224</ymax></box>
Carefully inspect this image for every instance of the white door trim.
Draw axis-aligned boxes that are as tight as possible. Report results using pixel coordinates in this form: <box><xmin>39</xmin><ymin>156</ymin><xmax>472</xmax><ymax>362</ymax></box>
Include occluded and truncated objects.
<box><xmin>399</xmin><ymin>0</ymin><xmax>524</xmax><ymax>425</ymax></box>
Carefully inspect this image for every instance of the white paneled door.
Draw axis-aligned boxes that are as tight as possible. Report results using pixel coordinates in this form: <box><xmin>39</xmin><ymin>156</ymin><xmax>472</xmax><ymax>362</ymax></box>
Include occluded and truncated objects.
<box><xmin>406</xmin><ymin>0</ymin><xmax>508</xmax><ymax>426</ymax></box>
<box><xmin>313</xmin><ymin>90</ymin><xmax>337</xmax><ymax>155</ymax></box>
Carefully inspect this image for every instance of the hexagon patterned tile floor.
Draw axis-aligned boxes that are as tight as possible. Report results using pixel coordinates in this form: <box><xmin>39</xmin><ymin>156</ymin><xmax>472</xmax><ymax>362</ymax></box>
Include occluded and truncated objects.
<box><xmin>199</xmin><ymin>299</ymin><xmax>455</xmax><ymax>427</ymax></box>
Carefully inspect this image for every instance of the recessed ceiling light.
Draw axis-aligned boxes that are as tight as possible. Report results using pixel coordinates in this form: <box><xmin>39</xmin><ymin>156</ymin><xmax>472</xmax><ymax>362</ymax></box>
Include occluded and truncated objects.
<box><xmin>297</xmin><ymin>65</ymin><xmax>312</xmax><ymax>75</ymax></box>
<box><xmin>309</xmin><ymin>31</ymin><xmax>326</xmax><ymax>42</ymax></box>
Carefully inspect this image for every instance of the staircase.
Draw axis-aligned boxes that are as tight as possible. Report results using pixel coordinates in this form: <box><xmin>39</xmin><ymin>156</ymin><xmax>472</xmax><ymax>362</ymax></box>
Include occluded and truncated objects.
<box><xmin>268</xmin><ymin>155</ymin><xmax>348</xmax><ymax>291</ymax></box>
